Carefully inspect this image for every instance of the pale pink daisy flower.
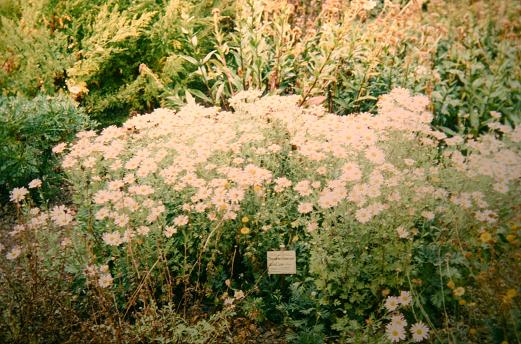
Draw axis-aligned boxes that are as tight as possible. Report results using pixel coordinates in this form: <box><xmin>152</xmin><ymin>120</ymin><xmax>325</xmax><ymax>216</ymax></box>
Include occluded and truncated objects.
<box><xmin>234</xmin><ymin>290</ymin><xmax>245</xmax><ymax>300</ymax></box>
<box><xmin>28</xmin><ymin>179</ymin><xmax>42</xmax><ymax>188</ymax></box>
<box><xmin>137</xmin><ymin>226</ymin><xmax>150</xmax><ymax>236</ymax></box>
<box><xmin>410</xmin><ymin>322</ymin><xmax>429</xmax><ymax>342</ymax></box>
<box><xmin>267</xmin><ymin>144</ymin><xmax>281</xmax><ymax>153</ymax></box>
<box><xmin>385</xmin><ymin>322</ymin><xmax>406</xmax><ymax>343</ymax></box>
<box><xmin>493</xmin><ymin>183</ymin><xmax>509</xmax><ymax>194</ymax></box>
<box><xmin>316</xmin><ymin>166</ymin><xmax>327</xmax><ymax>175</ymax></box>
<box><xmin>403</xmin><ymin>158</ymin><xmax>415</xmax><ymax>167</ymax></box>
<box><xmin>390</xmin><ymin>313</ymin><xmax>407</xmax><ymax>328</ymax></box>
<box><xmin>98</xmin><ymin>273</ymin><xmax>114</xmax><ymax>288</ymax></box>
<box><xmin>489</xmin><ymin>111</ymin><xmax>501</xmax><ymax>120</ymax></box>
<box><xmin>232</xmin><ymin>157</ymin><xmax>245</xmax><ymax>165</ymax></box>
<box><xmin>421</xmin><ymin>211</ymin><xmax>435</xmax><ymax>221</ymax></box>
<box><xmin>311</xmin><ymin>181</ymin><xmax>321</xmax><ymax>189</ymax></box>
<box><xmin>384</xmin><ymin>296</ymin><xmax>400</xmax><ymax>312</ymax></box>
<box><xmin>365</xmin><ymin>146</ymin><xmax>385</xmax><ymax>165</ymax></box>
<box><xmin>50</xmin><ymin>205</ymin><xmax>74</xmax><ymax>226</ymax></box>
<box><xmin>298</xmin><ymin>202</ymin><xmax>313</xmax><ymax>214</ymax></box>
<box><xmin>340</xmin><ymin>162</ymin><xmax>362</xmax><ymax>182</ymax></box>
<box><xmin>355</xmin><ymin>207</ymin><xmax>373</xmax><ymax>224</ymax></box>
<box><xmin>275</xmin><ymin>177</ymin><xmax>292</xmax><ymax>188</ymax></box>
<box><xmin>294</xmin><ymin>180</ymin><xmax>312</xmax><ymax>196</ymax></box>
<box><xmin>307</xmin><ymin>221</ymin><xmax>318</xmax><ymax>233</ymax></box>
<box><xmin>122</xmin><ymin>229</ymin><xmax>135</xmax><ymax>243</ymax></box>
<box><xmin>113</xmin><ymin>213</ymin><xmax>130</xmax><ymax>227</ymax></box>
<box><xmin>475</xmin><ymin>210</ymin><xmax>497</xmax><ymax>223</ymax></box>
<box><xmin>164</xmin><ymin>226</ymin><xmax>177</xmax><ymax>238</ymax></box>
<box><xmin>396</xmin><ymin>226</ymin><xmax>409</xmax><ymax>239</ymax></box>
<box><xmin>194</xmin><ymin>202</ymin><xmax>208</xmax><ymax>213</ymax></box>
<box><xmin>102</xmin><ymin>232</ymin><xmax>123</xmax><ymax>246</ymax></box>
<box><xmin>398</xmin><ymin>291</ymin><xmax>412</xmax><ymax>306</ymax></box>
<box><xmin>52</xmin><ymin>142</ymin><xmax>67</xmax><ymax>154</ymax></box>
<box><xmin>173</xmin><ymin>215</ymin><xmax>189</xmax><ymax>226</ymax></box>
<box><xmin>362</xmin><ymin>0</ymin><xmax>377</xmax><ymax>11</ymax></box>
<box><xmin>10</xmin><ymin>187</ymin><xmax>29</xmax><ymax>203</ymax></box>
<box><xmin>61</xmin><ymin>237</ymin><xmax>72</xmax><ymax>248</ymax></box>
<box><xmin>227</xmin><ymin>188</ymin><xmax>245</xmax><ymax>203</ymax></box>
<box><xmin>6</xmin><ymin>246</ymin><xmax>22</xmax><ymax>260</ymax></box>
<box><xmin>95</xmin><ymin>207</ymin><xmax>111</xmax><ymax>220</ymax></box>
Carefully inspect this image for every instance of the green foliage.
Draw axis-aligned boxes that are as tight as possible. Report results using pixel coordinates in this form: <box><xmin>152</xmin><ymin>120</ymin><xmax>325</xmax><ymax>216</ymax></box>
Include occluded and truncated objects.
<box><xmin>0</xmin><ymin>200</ymin><xmax>86</xmax><ymax>343</ymax></box>
<box><xmin>0</xmin><ymin>197</ymin><xmax>233</xmax><ymax>343</ymax></box>
<box><xmin>0</xmin><ymin>0</ymin><xmax>21</xmax><ymax>20</ymax></box>
<box><xmin>1</xmin><ymin>0</ymin><xmax>520</xmax><ymax>135</ymax></box>
<box><xmin>0</xmin><ymin>95</ymin><xmax>92</xmax><ymax>202</ymax></box>
<box><xmin>432</xmin><ymin>27</ymin><xmax>521</xmax><ymax>137</ymax></box>
<box><xmin>122</xmin><ymin>303</ymin><xmax>233</xmax><ymax>343</ymax></box>
<box><xmin>0</xmin><ymin>0</ymin><xmax>218</xmax><ymax>126</ymax></box>
<box><xmin>0</xmin><ymin>0</ymin><xmax>73</xmax><ymax>96</ymax></box>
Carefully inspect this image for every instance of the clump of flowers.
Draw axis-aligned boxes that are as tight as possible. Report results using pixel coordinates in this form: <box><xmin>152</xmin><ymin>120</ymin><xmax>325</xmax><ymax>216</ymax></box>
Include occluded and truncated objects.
<box><xmin>58</xmin><ymin>88</ymin><xmax>520</xmax><ymax>251</ymax></box>
<box><xmin>84</xmin><ymin>264</ymin><xmax>114</xmax><ymax>289</ymax></box>
<box><xmin>4</xmin><ymin>88</ymin><xmax>517</xmax><ymax>341</ymax></box>
<box><xmin>383</xmin><ymin>292</ymin><xmax>430</xmax><ymax>343</ymax></box>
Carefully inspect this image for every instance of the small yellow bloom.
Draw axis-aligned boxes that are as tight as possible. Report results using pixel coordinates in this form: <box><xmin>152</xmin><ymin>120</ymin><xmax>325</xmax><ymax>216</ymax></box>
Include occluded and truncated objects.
<box><xmin>503</xmin><ymin>288</ymin><xmax>518</xmax><ymax>304</ymax></box>
<box><xmin>480</xmin><ymin>231</ymin><xmax>492</xmax><ymax>243</ymax></box>
<box><xmin>506</xmin><ymin>289</ymin><xmax>518</xmax><ymax>299</ymax></box>
<box><xmin>241</xmin><ymin>216</ymin><xmax>249</xmax><ymax>223</ymax></box>
<box><xmin>447</xmin><ymin>280</ymin><xmax>455</xmax><ymax>289</ymax></box>
<box><xmin>453</xmin><ymin>287</ymin><xmax>465</xmax><ymax>297</ymax></box>
<box><xmin>506</xmin><ymin>234</ymin><xmax>516</xmax><ymax>243</ymax></box>
<box><xmin>240</xmin><ymin>227</ymin><xmax>250</xmax><ymax>235</ymax></box>
<box><xmin>469</xmin><ymin>328</ymin><xmax>477</xmax><ymax>336</ymax></box>
<box><xmin>458</xmin><ymin>299</ymin><xmax>466</xmax><ymax>305</ymax></box>
<box><xmin>412</xmin><ymin>278</ymin><xmax>423</xmax><ymax>286</ymax></box>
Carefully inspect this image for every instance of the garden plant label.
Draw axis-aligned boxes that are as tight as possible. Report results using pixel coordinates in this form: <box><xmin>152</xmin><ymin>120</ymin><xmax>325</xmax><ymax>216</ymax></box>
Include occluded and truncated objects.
<box><xmin>267</xmin><ymin>250</ymin><xmax>296</xmax><ymax>275</ymax></box>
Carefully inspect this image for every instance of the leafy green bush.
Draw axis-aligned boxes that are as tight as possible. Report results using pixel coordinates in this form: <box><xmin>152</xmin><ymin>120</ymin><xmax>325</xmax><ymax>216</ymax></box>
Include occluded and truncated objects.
<box><xmin>0</xmin><ymin>0</ymin><xmax>218</xmax><ymax>126</ymax></box>
<box><xmin>0</xmin><ymin>95</ymin><xmax>92</xmax><ymax>202</ymax></box>
<box><xmin>430</xmin><ymin>0</ymin><xmax>521</xmax><ymax>137</ymax></box>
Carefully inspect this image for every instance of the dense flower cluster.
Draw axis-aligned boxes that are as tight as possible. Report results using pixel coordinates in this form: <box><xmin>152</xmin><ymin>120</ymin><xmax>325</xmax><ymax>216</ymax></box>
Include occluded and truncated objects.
<box><xmin>384</xmin><ymin>292</ymin><xmax>429</xmax><ymax>343</ymax></box>
<box><xmin>5</xmin><ymin>88</ymin><xmax>518</xmax><ymax>341</ymax></box>
<box><xmin>55</xmin><ymin>88</ymin><xmax>520</xmax><ymax>252</ymax></box>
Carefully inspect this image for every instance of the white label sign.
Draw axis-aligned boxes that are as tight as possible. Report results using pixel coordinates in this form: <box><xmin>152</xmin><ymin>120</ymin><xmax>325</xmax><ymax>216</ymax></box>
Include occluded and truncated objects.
<box><xmin>267</xmin><ymin>250</ymin><xmax>296</xmax><ymax>275</ymax></box>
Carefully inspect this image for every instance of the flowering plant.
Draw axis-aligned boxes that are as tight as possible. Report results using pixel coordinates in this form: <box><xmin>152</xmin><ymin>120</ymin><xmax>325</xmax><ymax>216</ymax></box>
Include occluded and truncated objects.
<box><xmin>2</xmin><ymin>88</ymin><xmax>519</xmax><ymax>342</ymax></box>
